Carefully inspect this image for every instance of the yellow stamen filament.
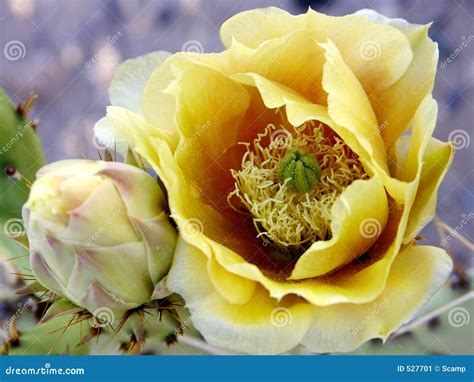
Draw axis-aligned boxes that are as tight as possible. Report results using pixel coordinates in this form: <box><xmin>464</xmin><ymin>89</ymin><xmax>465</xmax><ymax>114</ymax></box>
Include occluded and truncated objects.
<box><xmin>227</xmin><ymin>121</ymin><xmax>368</xmax><ymax>254</ymax></box>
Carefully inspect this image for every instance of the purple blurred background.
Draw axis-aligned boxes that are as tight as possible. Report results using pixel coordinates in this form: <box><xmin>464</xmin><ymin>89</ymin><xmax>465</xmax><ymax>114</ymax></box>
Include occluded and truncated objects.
<box><xmin>0</xmin><ymin>0</ymin><xmax>472</xmax><ymax>264</ymax></box>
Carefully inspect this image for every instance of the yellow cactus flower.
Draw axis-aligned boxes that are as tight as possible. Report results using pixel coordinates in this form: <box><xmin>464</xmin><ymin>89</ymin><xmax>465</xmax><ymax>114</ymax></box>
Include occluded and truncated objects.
<box><xmin>95</xmin><ymin>8</ymin><xmax>454</xmax><ymax>354</ymax></box>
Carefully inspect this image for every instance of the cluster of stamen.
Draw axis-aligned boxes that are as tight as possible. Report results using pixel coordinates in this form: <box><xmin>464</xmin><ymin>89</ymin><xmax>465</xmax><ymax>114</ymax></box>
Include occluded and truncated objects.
<box><xmin>227</xmin><ymin>119</ymin><xmax>368</xmax><ymax>255</ymax></box>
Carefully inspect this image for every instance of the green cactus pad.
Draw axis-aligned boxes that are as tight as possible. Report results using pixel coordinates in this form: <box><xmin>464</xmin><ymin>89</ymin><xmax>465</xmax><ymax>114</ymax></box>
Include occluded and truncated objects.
<box><xmin>0</xmin><ymin>89</ymin><xmax>45</xmax><ymax>224</ymax></box>
<box><xmin>0</xmin><ymin>88</ymin><xmax>45</xmax><ymax>272</ymax></box>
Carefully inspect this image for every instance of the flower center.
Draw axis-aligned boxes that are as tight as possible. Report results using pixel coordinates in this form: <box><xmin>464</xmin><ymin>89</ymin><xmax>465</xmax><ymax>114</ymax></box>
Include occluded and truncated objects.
<box><xmin>227</xmin><ymin>119</ymin><xmax>368</xmax><ymax>256</ymax></box>
<box><xmin>277</xmin><ymin>148</ymin><xmax>321</xmax><ymax>193</ymax></box>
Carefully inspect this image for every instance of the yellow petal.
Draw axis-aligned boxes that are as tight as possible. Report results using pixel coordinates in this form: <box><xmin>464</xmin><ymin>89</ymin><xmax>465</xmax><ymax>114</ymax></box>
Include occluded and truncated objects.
<box><xmin>285</xmin><ymin>101</ymin><xmax>366</xmax><ymax>161</ymax></box>
<box><xmin>319</xmin><ymin>39</ymin><xmax>408</xmax><ymax>203</ymax></box>
<box><xmin>356</xmin><ymin>9</ymin><xmax>438</xmax><ymax>149</ymax></box>
<box><xmin>221</xmin><ymin>7</ymin><xmax>413</xmax><ymax>93</ymax></box>
<box><xmin>320</xmin><ymin>39</ymin><xmax>387</xmax><ymax>172</ymax></box>
<box><xmin>166</xmin><ymin>61</ymin><xmax>251</xmax><ymax>160</ymax></box>
<box><xmin>301</xmin><ymin>245</ymin><xmax>452</xmax><ymax>353</ymax></box>
<box><xmin>306</xmin><ymin>9</ymin><xmax>413</xmax><ymax>93</ymax></box>
<box><xmin>220</xmin><ymin>7</ymin><xmax>301</xmax><ymax>49</ymax></box>
<box><xmin>93</xmin><ymin>116</ymin><xmax>131</xmax><ymax>155</ymax></box>
<box><xmin>230</xmin><ymin>71</ymin><xmax>310</xmax><ymax>109</ymax></box>
<box><xmin>404</xmin><ymin>138</ymin><xmax>453</xmax><ymax>243</ymax></box>
<box><xmin>207</xmin><ymin>202</ymin><xmax>403</xmax><ymax>306</ymax></box>
<box><xmin>167</xmin><ymin>236</ymin><xmax>314</xmax><ymax>354</ymax></box>
<box><xmin>223</xmin><ymin>32</ymin><xmax>327</xmax><ymax>104</ymax></box>
<box><xmin>141</xmin><ymin>53</ymin><xmax>185</xmax><ymax>135</ymax></box>
<box><xmin>170</xmin><ymin>31</ymin><xmax>326</xmax><ymax>105</ymax></box>
<box><xmin>207</xmin><ymin>254</ymin><xmax>256</xmax><ymax>305</ymax></box>
<box><xmin>94</xmin><ymin>52</ymin><xmax>172</xmax><ymax>155</ymax></box>
<box><xmin>109</xmin><ymin>51</ymin><xmax>171</xmax><ymax>114</ymax></box>
<box><xmin>392</xmin><ymin>96</ymin><xmax>438</xmax><ymax>182</ymax></box>
<box><xmin>384</xmin><ymin>95</ymin><xmax>440</xmax><ymax>205</ymax></box>
<box><xmin>290</xmin><ymin>175</ymin><xmax>388</xmax><ymax>279</ymax></box>
<box><xmin>320</xmin><ymin>41</ymin><xmax>440</xmax><ymax>207</ymax></box>
<box><xmin>104</xmin><ymin>106</ymin><xmax>178</xmax><ymax>157</ymax></box>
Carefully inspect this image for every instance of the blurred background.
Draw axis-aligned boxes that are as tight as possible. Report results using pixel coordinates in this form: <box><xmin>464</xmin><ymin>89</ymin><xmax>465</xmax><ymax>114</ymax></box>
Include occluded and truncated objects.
<box><xmin>0</xmin><ymin>0</ymin><xmax>472</xmax><ymax>355</ymax></box>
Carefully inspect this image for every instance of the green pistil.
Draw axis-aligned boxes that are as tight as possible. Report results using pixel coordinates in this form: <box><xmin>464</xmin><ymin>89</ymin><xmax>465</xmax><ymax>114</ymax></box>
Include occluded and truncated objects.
<box><xmin>277</xmin><ymin>148</ymin><xmax>321</xmax><ymax>193</ymax></box>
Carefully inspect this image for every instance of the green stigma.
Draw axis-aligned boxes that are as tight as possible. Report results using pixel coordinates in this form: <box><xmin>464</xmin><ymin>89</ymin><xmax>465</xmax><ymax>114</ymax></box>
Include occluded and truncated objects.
<box><xmin>277</xmin><ymin>148</ymin><xmax>321</xmax><ymax>193</ymax></box>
